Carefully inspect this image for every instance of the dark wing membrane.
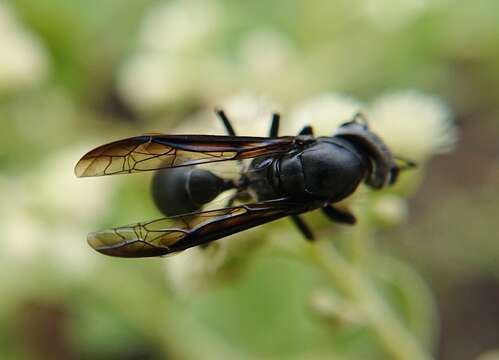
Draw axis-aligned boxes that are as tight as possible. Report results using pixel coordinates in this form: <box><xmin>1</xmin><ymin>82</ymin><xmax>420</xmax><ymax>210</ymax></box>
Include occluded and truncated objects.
<box><xmin>75</xmin><ymin>134</ymin><xmax>295</xmax><ymax>177</ymax></box>
<box><xmin>87</xmin><ymin>200</ymin><xmax>319</xmax><ymax>257</ymax></box>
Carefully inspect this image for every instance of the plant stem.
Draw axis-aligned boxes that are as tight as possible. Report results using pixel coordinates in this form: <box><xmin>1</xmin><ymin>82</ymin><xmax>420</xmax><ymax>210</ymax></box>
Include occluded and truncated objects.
<box><xmin>310</xmin><ymin>240</ymin><xmax>432</xmax><ymax>360</ymax></box>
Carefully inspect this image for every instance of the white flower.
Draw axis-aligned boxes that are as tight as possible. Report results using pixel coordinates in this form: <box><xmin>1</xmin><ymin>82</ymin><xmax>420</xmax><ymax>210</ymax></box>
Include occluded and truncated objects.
<box><xmin>117</xmin><ymin>53</ymin><xmax>195</xmax><ymax>111</ymax></box>
<box><xmin>0</xmin><ymin>205</ymin><xmax>45</xmax><ymax>263</ymax></box>
<box><xmin>0</xmin><ymin>3</ymin><xmax>49</xmax><ymax>93</ymax></box>
<box><xmin>362</xmin><ymin>0</ymin><xmax>430</xmax><ymax>30</ymax></box>
<box><xmin>370</xmin><ymin>194</ymin><xmax>409</xmax><ymax>227</ymax></box>
<box><xmin>369</xmin><ymin>91</ymin><xmax>457</xmax><ymax>161</ymax></box>
<box><xmin>36</xmin><ymin>146</ymin><xmax>113</xmax><ymax>222</ymax></box>
<box><xmin>50</xmin><ymin>225</ymin><xmax>96</xmax><ymax>277</ymax></box>
<box><xmin>163</xmin><ymin>244</ymin><xmax>228</xmax><ymax>297</ymax></box>
<box><xmin>118</xmin><ymin>0</ymin><xmax>225</xmax><ymax>111</ymax></box>
<box><xmin>140</xmin><ymin>0</ymin><xmax>221</xmax><ymax>53</ymax></box>
<box><xmin>285</xmin><ymin>93</ymin><xmax>365</xmax><ymax>136</ymax></box>
<box><xmin>239</xmin><ymin>30</ymin><xmax>295</xmax><ymax>75</ymax></box>
<box><xmin>0</xmin><ymin>146</ymin><xmax>109</xmax><ymax>273</ymax></box>
<box><xmin>236</xmin><ymin>29</ymin><xmax>311</xmax><ymax>102</ymax></box>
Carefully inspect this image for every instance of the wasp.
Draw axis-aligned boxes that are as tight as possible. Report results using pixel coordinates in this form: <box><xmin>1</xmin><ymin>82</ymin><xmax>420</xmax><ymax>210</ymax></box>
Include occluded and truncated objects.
<box><xmin>75</xmin><ymin>110</ymin><xmax>415</xmax><ymax>258</ymax></box>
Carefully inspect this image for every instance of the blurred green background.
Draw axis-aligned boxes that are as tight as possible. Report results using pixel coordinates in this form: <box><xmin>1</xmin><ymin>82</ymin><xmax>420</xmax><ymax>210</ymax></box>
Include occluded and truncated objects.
<box><xmin>0</xmin><ymin>0</ymin><xmax>498</xmax><ymax>359</ymax></box>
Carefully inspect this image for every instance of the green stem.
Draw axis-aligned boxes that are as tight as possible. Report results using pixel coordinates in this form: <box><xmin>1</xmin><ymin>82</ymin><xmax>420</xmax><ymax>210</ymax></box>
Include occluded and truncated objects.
<box><xmin>310</xmin><ymin>240</ymin><xmax>432</xmax><ymax>360</ymax></box>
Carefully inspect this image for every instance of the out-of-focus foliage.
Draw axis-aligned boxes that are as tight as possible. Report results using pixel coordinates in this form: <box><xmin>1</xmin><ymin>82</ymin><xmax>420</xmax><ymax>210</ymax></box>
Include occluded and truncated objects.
<box><xmin>0</xmin><ymin>0</ymin><xmax>498</xmax><ymax>359</ymax></box>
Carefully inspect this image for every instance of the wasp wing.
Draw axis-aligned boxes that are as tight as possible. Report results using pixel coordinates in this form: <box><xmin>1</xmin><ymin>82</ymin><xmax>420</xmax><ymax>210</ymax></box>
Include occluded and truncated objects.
<box><xmin>75</xmin><ymin>134</ymin><xmax>295</xmax><ymax>177</ymax></box>
<box><xmin>87</xmin><ymin>200</ymin><xmax>319</xmax><ymax>257</ymax></box>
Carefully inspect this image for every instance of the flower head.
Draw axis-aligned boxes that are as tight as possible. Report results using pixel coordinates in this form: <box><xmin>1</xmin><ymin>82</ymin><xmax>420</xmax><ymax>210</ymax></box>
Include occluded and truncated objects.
<box><xmin>368</xmin><ymin>91</ymin><xmax>457</xmax><ymax>161</ymax></box>
<box><xmin>238</xmin><ymin>30</ymin><xmax>296</xmax><ymax>78</ymax></box>
<box><xmin>285</xmin><ymin>93</ymin><xmax>365</xmax><ymax>136</ymax></box>
<box><xmin>163</xmin><ymin>243</ymin><xmax>228</xmax><ymax>297</ymax></box>
<box><xmin>139</xmin><ymin>0</ymin><xmax>221</xmax><ymax>53</ymax></box>
<box><xmin>362</xmin><ymin>0</ymin><xmax>431</xmax><ymax>30</ymax></box>
<box><xmin>0</xmin><ymin>3</ymin><xmax>49</xmax><ymax>93</ymax></box>
<box><xmin>117</xmin><ymin>53</ymin><xmax>195</xmax><ymax>111</ymax></box>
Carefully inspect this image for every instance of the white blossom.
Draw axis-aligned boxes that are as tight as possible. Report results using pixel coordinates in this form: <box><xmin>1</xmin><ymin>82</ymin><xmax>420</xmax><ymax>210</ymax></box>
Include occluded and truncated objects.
<box><xmin>370</xmin><ymin>194</ymin><xmax>409</xmax><ymax>227</ymax></box>
<box><xmin>164</xmin><ymin>244</ymin><xmax>228</xmax><ymax>297</ymax></box>
<box><xmin>368</xmin><ymin>91</ymin><xmax>456</xmax><ymax>161</ymax></box>
<box><xmin>285</xmin><ymin>93</ymin><xmax>365</xmax><ymax>136</ymax></box>
<box><xmin>117</xmin><ymin>0</ymin><xmax>224</xmax><ymax>112</ymax></box>
<box><xmin>0</xmin><ymin>205</ymin><xmax>45</xmax><ymax>263</ymax></box>
<box><xmin>37</xmin><ymin>146</ymin><xmax>113</xmax><ymax>222</ymax></box>
<box><xmin>362</xmin><ymin>0</ymin><xmax>431</xmax><ymax>30</ymax></box>
<box><xmin>139</xmin><ymin>0</ymin><xmax>221</xmax><ymax>53</ymax></box>
<box><xmin>117</xmin><ymin>53</ymin><xmax>195</xmax><ymax>111</ymax></box>
<box><xmin>49</xmin><ymin>225</ymin><xmax>96</xmax><ymax>277</ymax></box>
<box><xmin>238</xmin><ymin>30</ymin><xmax>295</xmax><ymax>77</ymax></box>
<box><xmin>237</xmin><ymin>29</ymin><xmax>299</xmax><ymax>97</ymax></box>
<box><xmin>0</xmin><ymin>146</ymin><xmax>111</xmax><ymax>273</ymax></box>
<box><xmin>0</xmin><ymin>2</ymin><xmax>49</xmax><ymax>93</ymax></box>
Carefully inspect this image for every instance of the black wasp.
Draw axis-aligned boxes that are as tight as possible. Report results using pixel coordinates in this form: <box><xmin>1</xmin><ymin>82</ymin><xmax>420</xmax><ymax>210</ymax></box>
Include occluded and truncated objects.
<box><xmin>75</xmin><ymin>110</ymin><xmax>415</xmax><ymax>258</ymax></box>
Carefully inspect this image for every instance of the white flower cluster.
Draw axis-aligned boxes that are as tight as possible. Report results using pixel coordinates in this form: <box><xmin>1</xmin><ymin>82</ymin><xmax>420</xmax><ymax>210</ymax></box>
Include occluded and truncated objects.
<box><xmin>0</xmin><ymin>147</ymin><xmax>112</xmax><ymax>276</ymax></box>
<box><xmin>0</xmin><ymin>3</ymin><xmax>49</xmax><ymax>93</ymax></box>
<box><xmin>117</xmin><ymin>0</ymin><xmax>305</xmax><ymax>113</ymax></box>
<box><xmin>368</xmin><ymin>91</ymin><xmax>457</xmax><ymax>161</ymax></box>
<box><xmin>286</xmin><ymin>91</ymin><xmax>456</xmax><ymax>161</ymax></box>
<box><xmin>362</xmin><ymin>0</ymin><xmax>431</xmax><ymax>30</ymax></box>
<box><xmin>284</xmin><ymin>93</ymin><xmax>365</xmax><ymax>136</ymax></box>
<box><xmin>118</xmin><ymin>0</ymin><xmax>223</xmax><ymax>111</ymax></box>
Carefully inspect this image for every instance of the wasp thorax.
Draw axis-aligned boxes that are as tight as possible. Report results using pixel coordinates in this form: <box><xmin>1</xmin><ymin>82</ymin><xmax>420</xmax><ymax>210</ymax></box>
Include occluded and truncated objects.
<box><xmin>301</xmin><ymin>142</ymin><xmax>366</xmax><ymax>202</ymax></box>
<box><xmin>151</xmin><ymin>167</ymin><xmax>226</xmax><ymax>217</ymax></box>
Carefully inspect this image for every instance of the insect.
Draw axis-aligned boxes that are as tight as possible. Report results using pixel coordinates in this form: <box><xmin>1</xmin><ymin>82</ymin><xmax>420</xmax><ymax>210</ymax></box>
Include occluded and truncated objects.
<box><xmin>75</xmin><ymin>110</ymin><xmax>415</xmax><ymax>258</ymax></box>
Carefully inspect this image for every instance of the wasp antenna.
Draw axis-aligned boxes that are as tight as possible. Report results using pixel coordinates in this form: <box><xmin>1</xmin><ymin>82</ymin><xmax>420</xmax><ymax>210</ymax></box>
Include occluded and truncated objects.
<box><xmin>351</xmin><ymin>112</ymin><xmax>369</xmax><ymax>127</ymax></box>
<box><xmin>394</xmin><ymin>155</ymin><xmax>418</xmax><ymax>169</ymax></box>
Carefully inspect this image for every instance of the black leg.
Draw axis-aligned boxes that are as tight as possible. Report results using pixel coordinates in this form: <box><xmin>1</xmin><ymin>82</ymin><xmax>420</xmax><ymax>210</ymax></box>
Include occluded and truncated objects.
<box><xmin>225</xmin><ymin>191</ymin><xmax>251</xmax><ymax>207</ymax></box>
<box><xmin>215</xmin><ymin>109</ymin><xmax>236</xmax><ymax>136</ymax></box>
<box><xmin>322</xmin><ymin>205</ymin><xmax>356</xmax><ymax>225</ymax></box>
<box><xmin>269</xmin><ymin>113</ymin><xmax>280</xmax><ymax>137</ymax></box>
<box><xmin>290</xmin><ymin>215</ymin><xmax>314</xmax><ymax>241</ymax></box>
<box><xmin>298</xmin><ymin>125</ymin><xmax>314</xmax><ymax>136</ymax></box>
<box><xmin>225</xmin><ymin>193</ymin><xmax>237</xmax><ymax>207</ymax></box>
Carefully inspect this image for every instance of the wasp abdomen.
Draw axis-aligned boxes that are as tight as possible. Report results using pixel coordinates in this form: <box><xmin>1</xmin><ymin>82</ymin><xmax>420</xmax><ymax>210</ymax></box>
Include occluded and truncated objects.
<box><xmin>151</xmin><ymin>167</ymin><xmax>227</xmax><ymax>216</ymax></box>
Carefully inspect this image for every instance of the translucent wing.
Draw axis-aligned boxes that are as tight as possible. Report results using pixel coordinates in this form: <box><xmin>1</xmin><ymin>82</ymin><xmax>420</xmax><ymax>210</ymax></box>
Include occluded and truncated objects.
<box><xmin>75</xmin><ymin>134</ymin><xmax>295</xmax><ymax>177</ymax></box>
<box><xmin>87</xmin><ymin>200</ymin><xmax>320</xmax><ymax>257</ymax></box>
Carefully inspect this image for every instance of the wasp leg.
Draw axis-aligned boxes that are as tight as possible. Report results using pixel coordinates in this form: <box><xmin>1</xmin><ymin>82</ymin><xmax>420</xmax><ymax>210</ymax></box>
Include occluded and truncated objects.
<box><xmin>224</xmin><ymin>191</ymin><xmax>251</xmax><ymax>207</ymax></box>
<box><xmin>290</xmin><ymin>215</ymin><xmax>315</xmax><ymax>241</ymax></box>
<box><xmin>322</xmin><ymin>205</ymin><xmax>356</xmax><ymax>225</ymax></box>
<box><xmin>269</xmin><ymin>113</ymin><xmax>281</xmax><ymax>137</ymax></box>
<box><xmin>298</xmin><ymin>125</ymin><xmax>314</xmax><ymax>136</ymax></box>
<box><xmin>215</xmin><ymin>108</ymin><xmax>237</xmax><ymax>136</ymax></box>
<box><xmin>215</xmin><ymin>108</ymin><xmax>247</xmax><ymax>170</ymax></box>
